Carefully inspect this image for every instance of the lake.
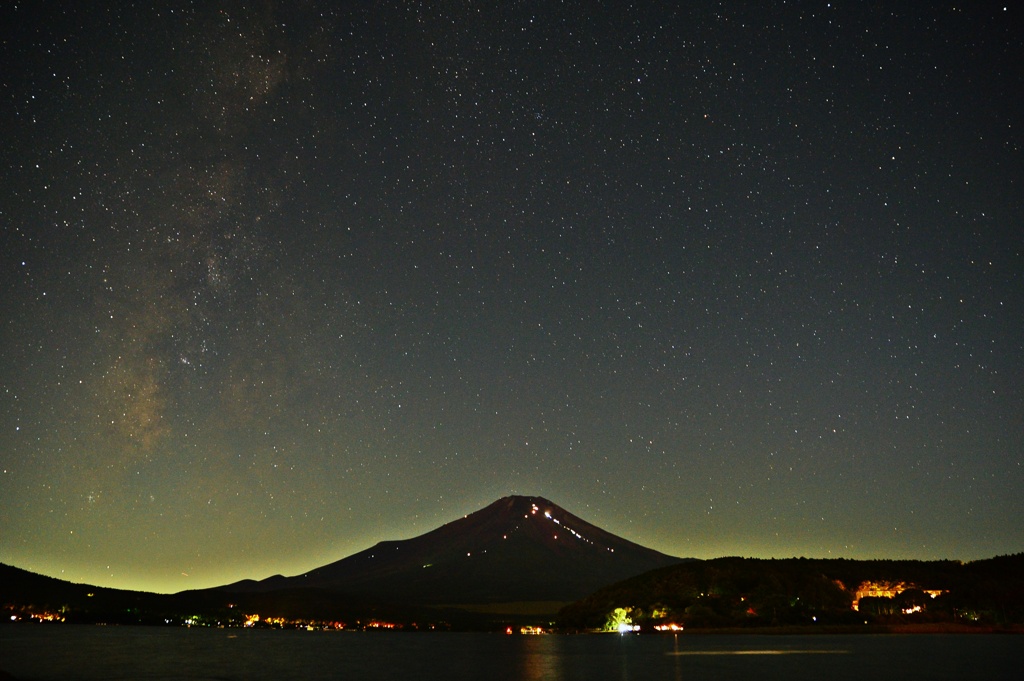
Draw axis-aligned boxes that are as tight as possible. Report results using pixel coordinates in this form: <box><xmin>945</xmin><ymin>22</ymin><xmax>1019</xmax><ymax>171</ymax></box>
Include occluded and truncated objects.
<box><xmin>1</xmin><ymin>626</ymin><xmax>1020</xmax><ymax>680</ymax></box>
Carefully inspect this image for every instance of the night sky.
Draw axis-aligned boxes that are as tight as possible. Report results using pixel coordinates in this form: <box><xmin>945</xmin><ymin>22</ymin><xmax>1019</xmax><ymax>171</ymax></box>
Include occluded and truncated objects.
<box><xmin>2</xmin><ymin>2</ymin><xmax>1021</xmax><ymax>594</ymax></box>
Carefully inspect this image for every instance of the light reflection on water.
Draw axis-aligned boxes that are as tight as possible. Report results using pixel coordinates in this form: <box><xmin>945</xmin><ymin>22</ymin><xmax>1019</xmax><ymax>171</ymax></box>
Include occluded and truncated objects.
<box><xmin>517</xmin><ymin>636</ymin><xmax>563</xmax><ymax>681</ymax></box>
<box><xmin>0</xmin><ymin>626</ymin><xmax>1019</xmax><ymax>681</ymax></box>
<box><xmin>669</xmin><ymin>649</ymin><xmax>850</xmax><ymax>654</ymax></box>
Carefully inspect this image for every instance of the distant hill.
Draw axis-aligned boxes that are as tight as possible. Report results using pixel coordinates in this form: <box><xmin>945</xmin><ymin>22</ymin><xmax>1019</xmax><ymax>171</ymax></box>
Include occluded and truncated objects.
<box><xmin>220</xmin><ymin>495</ymin><xmax>685</xmax><ymax>607</ymax></box>
<box><xmin>2</xmin><ymin>496</ymin><xmax>684</xmax><ymax>625</ymax></box>
<box><xmin>5</xmin><ymin>522</ymin><xmax>1023</xmax><ymax>630</ymax></box>
<box><xmin>0</xmin><ymin>562</ymin><xmax>477</xmax><ymax>626</ymax></box>
<box><xmin>0</xmin><ymin>562</ymin><xmax>184</xmax><ymax>623</ymax></box>
<box><xmin>557</xmin><ymin>554</ymin><xmax>1024</xmax><ymax>630</ymax></box>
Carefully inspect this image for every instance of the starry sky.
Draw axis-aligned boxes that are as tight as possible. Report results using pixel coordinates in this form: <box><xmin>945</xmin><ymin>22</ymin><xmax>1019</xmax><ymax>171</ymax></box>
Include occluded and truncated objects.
<box><xmin>1</xmin><ymin>1</ymin><xmax>1021</xmax><ymax>594</ymax></box>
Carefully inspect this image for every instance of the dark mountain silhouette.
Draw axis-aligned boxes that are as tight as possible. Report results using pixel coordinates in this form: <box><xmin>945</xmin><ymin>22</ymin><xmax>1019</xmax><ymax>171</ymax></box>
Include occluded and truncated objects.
<box><xmin>0</xmin><ymin>562</ymin><xmax>480</xmax><ymax>627</ymax></box>
<box><xmin>221</xmin><ymin>495</ymin><xmax>684</xmax><ymax>605</ymax></box>
<box><xmin>557</xmin><ymin>554</ymin><xmax>1024</xmax><ymax>630</ymax></box>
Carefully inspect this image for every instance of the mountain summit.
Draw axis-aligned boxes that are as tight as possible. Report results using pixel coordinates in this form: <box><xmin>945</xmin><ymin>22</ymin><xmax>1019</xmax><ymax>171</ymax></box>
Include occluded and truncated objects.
<box><xmin>226</xmin><ymin>495</ymin><xmax>682</xmax><ymax>606</ymax></box>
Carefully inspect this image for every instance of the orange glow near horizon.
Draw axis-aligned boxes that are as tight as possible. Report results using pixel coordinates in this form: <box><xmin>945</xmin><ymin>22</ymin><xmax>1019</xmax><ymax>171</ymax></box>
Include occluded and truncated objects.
<box><xmin>851</xmin><ymin>581</ymin><xmax>946</xmax><ymax>611</ymax></box>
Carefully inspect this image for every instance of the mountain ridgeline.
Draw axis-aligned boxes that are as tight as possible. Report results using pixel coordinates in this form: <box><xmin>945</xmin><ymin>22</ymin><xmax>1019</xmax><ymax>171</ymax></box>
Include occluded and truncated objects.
<box><xmin>4</xmin><ymin>496</ymin><xmax>1022</xmax><ymax>630</ymax></box>
<box><xmin>221</xmin><ymin>495</ymin><xmax>683</xmax><ymax>605</ymax></box>
<box><xmin>557</xmin><ymin>553</ymin><xmax>1024</xmax><ymax>630</ymax></box>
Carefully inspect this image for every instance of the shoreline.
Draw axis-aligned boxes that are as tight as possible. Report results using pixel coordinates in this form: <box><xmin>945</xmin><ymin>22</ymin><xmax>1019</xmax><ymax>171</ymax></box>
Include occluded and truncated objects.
<box><xmin>673</xmin><ymin>623</ymin><xmax>1023</xmax><ymax>635</ymax></box>
<box><xmin>4</xmin><ymin>621</ymin><xmax>1022</xmax><ymax>636</ymax></box>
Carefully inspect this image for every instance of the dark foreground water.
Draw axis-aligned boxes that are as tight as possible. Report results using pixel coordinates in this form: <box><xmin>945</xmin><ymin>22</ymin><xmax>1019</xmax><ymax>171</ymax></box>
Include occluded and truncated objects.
<box><xmin>1</xmin><ymin>626</ymin><xmax>1021</xmax><ymax>681</ymax></box>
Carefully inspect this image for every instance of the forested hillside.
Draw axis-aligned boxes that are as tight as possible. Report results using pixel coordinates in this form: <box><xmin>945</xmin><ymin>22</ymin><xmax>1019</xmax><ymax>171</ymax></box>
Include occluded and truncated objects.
<box><xmin>558</xmin><ymin>554</ymin><xmax>1024</xmax><ymax>630</ymax></box>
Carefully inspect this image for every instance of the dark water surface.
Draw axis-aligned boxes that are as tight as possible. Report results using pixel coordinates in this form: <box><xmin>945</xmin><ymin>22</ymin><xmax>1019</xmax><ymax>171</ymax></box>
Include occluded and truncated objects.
<box><xmin>1</xmin><ymin>626</ymin><xmax>1021</xmax><ymax>680</ymax></box>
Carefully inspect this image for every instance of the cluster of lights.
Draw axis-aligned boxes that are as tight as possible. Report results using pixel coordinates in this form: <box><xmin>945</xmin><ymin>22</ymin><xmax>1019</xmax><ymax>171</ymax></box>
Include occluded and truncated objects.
<box><xmin>851</xmin><ymin>581</ymin><xmax>945</xmax><ymax>611</ymax></box>
<box><xmin>9</xmin><ymin>611</ymin><xmax>65</xmax><ymax>623</ymax></box>
<box><xmin>530</xmin><ymin>503</ymin><xmax>613</xmax><ymax>551</ymax></box>
<box><xmin>241</xmin><ymin>613</ymin><xmax>348</xmax><ymax>629</ymax></box>
<box><xmin>607</xmin><ymin>606</ymin><xmax>683</xmax><ymax>634</ymax></box>
<box><xmin>506</xmin><ymin>625</ymin><xmax>547</xmax><ymax>635</ymax></box>
<box><xmin>7</xmin><ymin>608</ymin><xmax>371</xmax><ymax>631</ymax></box>
<box><xmin>365</xmin><ymin>620</ymin><xmax>399</xmax><ymax>629</ymax></box>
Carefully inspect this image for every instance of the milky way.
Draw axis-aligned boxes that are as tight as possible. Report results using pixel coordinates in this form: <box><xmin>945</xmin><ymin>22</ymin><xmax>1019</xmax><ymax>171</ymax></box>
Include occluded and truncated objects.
<box><xmin>1</xmin><ymin>2</ymin><xmax>1020</xmax><ymax>592</ymax></box>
